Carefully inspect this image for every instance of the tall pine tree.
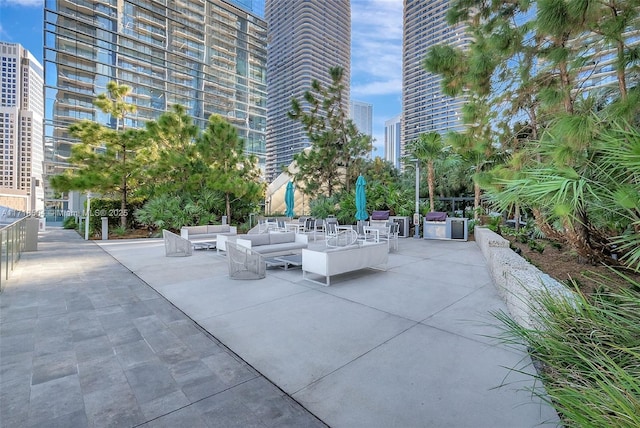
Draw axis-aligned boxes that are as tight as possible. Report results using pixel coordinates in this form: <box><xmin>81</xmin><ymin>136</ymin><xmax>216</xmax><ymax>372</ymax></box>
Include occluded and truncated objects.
<box><xmin>51</xmin><ymin>82</ymin><xmax>141</xmax><ymax>228</ymax></box>
<box><xmin>288</xmin><ymin>66</ymin><xmax>371</xmax><ymax>197</ymax></box>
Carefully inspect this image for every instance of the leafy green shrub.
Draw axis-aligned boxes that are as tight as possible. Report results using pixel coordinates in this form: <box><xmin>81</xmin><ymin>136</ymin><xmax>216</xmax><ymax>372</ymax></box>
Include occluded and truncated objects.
<box><xmin>336</xmin><ymin>191</ymin><xmax>357</xmax><ymax>224</ymax></box>
<box><xmin>236</xmin><ymin>220</ymin><xmax>252</xmax><ymax>234</ymax></box>
<box><xmin>366</xmin><ymin>181</ymin><xmax>415</xmax><ymax>216</ymax></box>
<box><xmin>135</xmin><ymin>195</ymin><xmax>192</xmax><ymax>232</ymax></box>
<box><xmin>529</xmin><ymin>225</ymin><xmax>547</xmax><ymax>240</ymax></box>
<box><xmin>486</xmin><ymin>215</ymin><xmax>502</xmax><ymax>233</ymax></box>
<box><xmin>467</xmin><ymin>219</ymin><xmax>477</xmax><ymax>235</ymax></box>
<box><xmin>136</xmin><ymin>187</ymin><xmax>264</xmax><ymax>231</ymax></box>
<box><xmin>112</xmin><ymin>225</ymin><xmax>127</xmax><ymax>236</ymax></box>
<box><xmin>63</xmin><ymin>216</ymin><xmax>77</xmax><ymax>229</ymax></box>
<box><xmin>309</xmin><ymin>195</ymin><xmax>339</xmax><ymax>219</ymax></box>
<box><xmin>528</xmin><ymin>240</ymin><xmax>545</xmax><ymax>254</ymax></box>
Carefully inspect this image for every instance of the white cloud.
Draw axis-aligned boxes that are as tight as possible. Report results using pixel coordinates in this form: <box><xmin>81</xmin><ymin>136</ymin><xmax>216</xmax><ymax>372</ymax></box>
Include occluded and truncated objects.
<box><xmin>1</xmin><ymin>0</ymin><xmax>42</xmax><ymax>6</ymax></box>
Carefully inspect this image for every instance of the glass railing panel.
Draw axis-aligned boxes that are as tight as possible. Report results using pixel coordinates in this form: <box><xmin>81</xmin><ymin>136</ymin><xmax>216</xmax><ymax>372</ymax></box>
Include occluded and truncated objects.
<box><xmin>0</xmin><ymin>218</ymin><xmax>28</xmax><ymax>292</ymax></box>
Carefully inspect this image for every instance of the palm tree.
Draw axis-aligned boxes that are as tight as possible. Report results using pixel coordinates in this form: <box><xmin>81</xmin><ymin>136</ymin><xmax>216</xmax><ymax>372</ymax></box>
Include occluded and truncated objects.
<box><xmin>405</xmin><ymin>132</ymin><xmax>444</xmax><ymax>213</ymax></box>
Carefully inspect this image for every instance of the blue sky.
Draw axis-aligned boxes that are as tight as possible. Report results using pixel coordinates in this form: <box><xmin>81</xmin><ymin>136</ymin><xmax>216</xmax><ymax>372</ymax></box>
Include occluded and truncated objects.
<box><xmin>0</xmin><ymin>0</ymin><xmax>403</xmax><ymax>155</ymax></box>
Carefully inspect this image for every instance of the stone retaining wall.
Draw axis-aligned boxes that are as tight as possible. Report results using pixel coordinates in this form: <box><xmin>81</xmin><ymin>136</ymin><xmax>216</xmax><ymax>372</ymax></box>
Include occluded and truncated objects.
<box><xmin>475</xmin><ymin>227</ymin><xmax>574</xmax><ymax>329</ymax></box>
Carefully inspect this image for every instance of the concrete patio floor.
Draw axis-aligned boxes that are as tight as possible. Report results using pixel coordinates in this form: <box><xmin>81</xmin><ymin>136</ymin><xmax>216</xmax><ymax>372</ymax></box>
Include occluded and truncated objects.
<box><xmin>96</xmin><ymin>231</ymin><xmax>560</xmax><ymax>427</ymax></box>
<box><xmin>0</xmin><ymin>227</ymin><xmax>560</xmax><ymax>427</ymax></box>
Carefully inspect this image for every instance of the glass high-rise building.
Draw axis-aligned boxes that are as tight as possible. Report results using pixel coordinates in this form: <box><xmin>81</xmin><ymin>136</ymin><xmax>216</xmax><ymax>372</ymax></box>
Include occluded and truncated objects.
<box><xmin>43</xmin><ymin>0</ymin><xmax>267</xmax><ymax>210</ymax></box>
<box><xmin>384</xmin><ymin>113</ymin><xmax>401</xmax><ymax>169</ymax></box>
<box><xmin>264</xmin><ymin>0</ymin><xmax>351</xmax><ymax>181</ymax></box>
<box><xmin>0</xmin><ymin>42</ymin><xmax>44</xmax><ymax>214</ymax></box>
<box><xmin>402</xmin><ymin>0</ymin><xmax>470</xmax><ymax>153</ymax></box>
<box><xmin>350</xmin><ymin>100</ymin><xmax>373</xmax><ymax>159</ymax></box>
<box><xmin>350</xmin><ymin>100</ymin><xmax>372</xmax><ymax>137</ymax></box>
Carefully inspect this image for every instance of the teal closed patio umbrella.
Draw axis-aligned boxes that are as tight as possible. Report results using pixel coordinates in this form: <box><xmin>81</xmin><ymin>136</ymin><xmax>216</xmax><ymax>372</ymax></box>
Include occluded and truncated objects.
<box><xmin>355</xmin><ymin>175</ymin><xmax>368</xmax><ymax>221</ymax></box>
<box><xmin>285</xmin><ymin>181</ymin><xmax>295</xmax><ymax>218</ymax></box>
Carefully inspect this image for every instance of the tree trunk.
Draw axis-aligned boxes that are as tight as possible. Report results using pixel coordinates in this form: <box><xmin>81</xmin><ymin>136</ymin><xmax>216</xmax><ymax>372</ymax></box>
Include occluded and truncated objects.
<box><xmin>558</xmin><ymin>34</ymin><xmax>574</xmax><ymax>114</ymax></box>
<box><xmin>120</xmin><ymin>187</ymin><xmax>127</xmax><ymax>228</ymax></box>
<box><xmin>225</xmin><ymin>193</ymin><xmax>231</xmax><ymax>223</ymax></box>
<box><xmin>532</xmin><ymin>208</ymin><xmax>565</xmax><ymax>242</ymax></box>
<box><xmin>559</xmin><ymin>59</ymin><xmax>573</xmax><ymax>114</ymax></box>
<box><xmin>474</xmin><ymin>181</ymin><xmax>481</xmax><ymax>220</ymax></box>
<box><xmin>427</xmin><ymin>160</ymin><xmax>435</xmax><ymax>212</ymax></box>
<box><xmin>121</xmin><ymin>147</ymin><xmax>127</xmax><ymax>228</ymax></box>
<box><xmin>609</xmin><ymin>3</ymin><xmax>628</xmax><ymax>100</ymax></box>
<box><xmin>616</xmin><ymin>39</ymin><xmax>627</xmax><ymax>100</ymax></box>
<box><xmin>563</xmin><ymin>218</ymin><xmax>608</xmax><ymax>265</ymax></box>
<box><xmin>527</xmin><ymin>106</ymin><xmax>541</xmax><ymax>163</ymax></box>
<box><xmin>561</xmin><ymin>205</ymin><xmax>614</xmax><ymax>265</ymax></box>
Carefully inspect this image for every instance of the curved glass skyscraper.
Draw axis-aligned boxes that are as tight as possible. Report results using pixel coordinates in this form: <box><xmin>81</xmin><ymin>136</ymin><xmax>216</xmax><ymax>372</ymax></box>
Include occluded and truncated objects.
<box><xmin>402</xmin><ymin>0</ymin><xmax>470</xmax><ymax>153</ymax></box>
<box><xmin>265</xmin><ymin>0</ymin><xmax>351</xmax><ymax>181</ymax></box>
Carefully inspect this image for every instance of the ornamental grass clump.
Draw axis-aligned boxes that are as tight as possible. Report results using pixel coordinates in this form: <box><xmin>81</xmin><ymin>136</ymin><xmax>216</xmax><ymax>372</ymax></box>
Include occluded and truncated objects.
<box><xmin>493</xmin><ymin>274</ymin><xmax>640</xmax><ymax>427</ymax></box>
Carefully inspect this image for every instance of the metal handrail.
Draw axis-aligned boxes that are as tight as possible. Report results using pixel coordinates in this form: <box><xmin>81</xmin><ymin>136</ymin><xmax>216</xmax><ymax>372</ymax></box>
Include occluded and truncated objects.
<box><xmin>0</xmin><ymin>217</ymin><xmax>28</xmax><ymax>292</ymax></box>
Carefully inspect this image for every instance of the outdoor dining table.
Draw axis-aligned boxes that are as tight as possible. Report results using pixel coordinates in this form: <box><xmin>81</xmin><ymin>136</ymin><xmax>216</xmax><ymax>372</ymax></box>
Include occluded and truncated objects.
<box><xmin>336</xmin><ymin>225</ymin><xmax>354</xmax><ymax>231</ymax></box>
<box><xmin>336</xmin><ymin>225</ymin><xmax>379</xmax><ymax>243</ymax></box>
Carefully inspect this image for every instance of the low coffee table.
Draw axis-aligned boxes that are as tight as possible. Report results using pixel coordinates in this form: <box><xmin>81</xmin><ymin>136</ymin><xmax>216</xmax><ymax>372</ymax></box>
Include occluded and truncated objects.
<box><xmin>192</xmin><ymin>241</ymin><xmax>216</xmax><ymax>250</ymax></box>
<box><xmin>266</xmin><ymin>254</ymin><xmax>302</xmax><ymax>271</ymax></box>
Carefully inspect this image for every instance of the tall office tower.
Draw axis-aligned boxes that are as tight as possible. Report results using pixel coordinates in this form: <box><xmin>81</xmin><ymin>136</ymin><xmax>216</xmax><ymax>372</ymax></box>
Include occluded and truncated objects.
<box><xmin>402</xmin><ymin>0</ymin><xmax>470</xmax><ymax>153</ymax></box>
<box><xmin>265</xmin><ymin>0</ymin><xmax>351</xmax><ymax>181</ymax></box>
<box><xmin>350</xmin><ymin>100</ymin><xmax>373</xmax><ymax>137</ymax></box>
<box><xmin>350</xmin><ymin>100</ymin><xmax>373</xmax><ymax>159</ymax></box>
<box><xmin>43</xmin><ymin>0</ymin><xmax>267</xmax><ymax>211</ymax></box>
<box><xmin>0</xmin><ymin>42</ymin><xmax>44</xmax><ymax>214</ymax></box>
<box><xmin>384</xmin><ymin>114</ymin><xmax>402</xmax><ymax>169</ymax></box>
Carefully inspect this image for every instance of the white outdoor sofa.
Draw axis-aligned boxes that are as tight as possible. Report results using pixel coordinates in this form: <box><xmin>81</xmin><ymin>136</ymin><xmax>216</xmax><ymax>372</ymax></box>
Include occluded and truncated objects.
<box><xmin>180</xmin><ymin>224</ymin><xmax>237</xmax><ymax>249</ymax></box>
<box><xmin>218</xmin><ymin>231</ymin><xmax>308</xmax><ymax>256</ymax></box>
<box><xmin>302</xmin><ymin>241</ymin><xmax>388</xmax><ymax>286</ymax></box>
